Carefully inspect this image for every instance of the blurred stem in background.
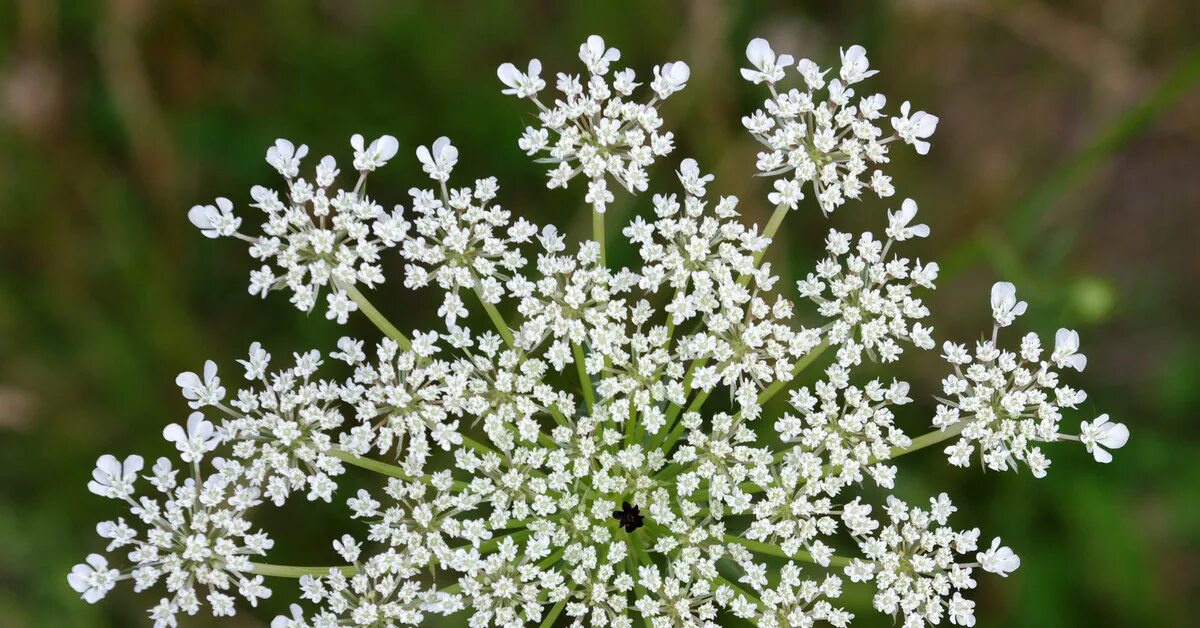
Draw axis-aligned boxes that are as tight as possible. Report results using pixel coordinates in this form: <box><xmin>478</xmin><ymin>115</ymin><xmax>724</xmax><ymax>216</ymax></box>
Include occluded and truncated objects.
<box><xmin>941</xmin><ymin>48</ymin><xmax>1200</xmax><ymax>289</ymax></box>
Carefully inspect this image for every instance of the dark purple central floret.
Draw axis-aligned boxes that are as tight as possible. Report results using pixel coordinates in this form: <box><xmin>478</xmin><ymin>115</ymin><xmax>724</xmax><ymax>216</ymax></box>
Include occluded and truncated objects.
<box><xmin>613</xmin><ymin>501</ymin><xmax>645</xmax><ymax>533</ymax></box>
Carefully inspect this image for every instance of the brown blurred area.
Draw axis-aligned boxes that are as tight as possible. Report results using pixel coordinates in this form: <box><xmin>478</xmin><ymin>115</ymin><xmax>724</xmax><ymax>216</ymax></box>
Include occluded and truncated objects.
<box><xmin>1</xmin><ymin>0</ymin><xmax>1198</xmax><ymax>626</ymax></box>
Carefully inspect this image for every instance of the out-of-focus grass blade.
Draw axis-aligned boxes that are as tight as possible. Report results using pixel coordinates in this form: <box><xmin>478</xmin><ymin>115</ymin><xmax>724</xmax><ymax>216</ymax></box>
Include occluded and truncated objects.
<box><xmin>941</xmin><ymin>48</ymin><xmax>1200</xmax><ymax>279</ymax></box>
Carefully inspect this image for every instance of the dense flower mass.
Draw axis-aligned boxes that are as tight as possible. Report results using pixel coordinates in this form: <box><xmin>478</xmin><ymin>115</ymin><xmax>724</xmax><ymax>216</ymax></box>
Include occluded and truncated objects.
<box><xmin>73</xmin><ymin>35</ymin><xmax>1128</xmax><ymax>628</ymax></box>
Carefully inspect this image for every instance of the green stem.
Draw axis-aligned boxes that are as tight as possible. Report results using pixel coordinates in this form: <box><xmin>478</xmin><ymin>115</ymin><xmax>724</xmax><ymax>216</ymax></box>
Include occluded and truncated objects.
<box><xmin>754</xmin><ymin>202</ymin><xmax>791</xmax><ymax>267</ymax></box>
<box><xmin>330</xmin><ymin>449</ymin><xmax>408</xmax><ymax>478</ymax></box>
<box><xmin>657</xmin><ymin>388</ymin><xmax>710</xmax><ymax>453</ymax></box>
<box><xmin>473</xmin><ymin>284</ymin><xmax>515</xmax><ymax>347</ymax></box>
<box><xmin>772</xmin><ymin>420</ymin><xmax>969</xmax><ymax>472</ymax></box>
<box><xmin>754</xmin><ymin>341</ymin><xmax>829</xmax><ymax>407</ymax></box>
<box><xmin>340</xmin><ymin>282</ymin><xmax>411</xmax><ymax>350</ymax></box>
<box><xmin>247</xmin><ymin>562</ymin><xmax>356</xmax><ymax>578</ymax></box>
<box><xmin>572</xmin><ymin>342</ymin><xmax>596</xmax><ymax>411</ymax></box>
<box><xmin>539</xmin><ymin>597</ymin><xmax>570</xmax><ymax>627</ymax></box>
<box><xmin>723</xmin><ymin>535</ymin><xmax>853</xmax><ymax>568</ymax></box>
<box><xmin>887</xmin><ymin>420</ymin><xmax>967</xmax><ymax>461</ymax></box>
<box><xmin>593</xmin><ymin>209</ymin><xmax>606</xmax><ymax>267</ymax></box>
<box><xmin>331</xmin><ymin>449</ymin><xmax>469</xmax><ymax>491</ymax></box>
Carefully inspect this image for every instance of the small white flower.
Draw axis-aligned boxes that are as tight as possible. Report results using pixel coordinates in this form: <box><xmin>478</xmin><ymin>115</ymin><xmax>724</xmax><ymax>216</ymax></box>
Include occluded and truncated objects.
<box><xmin>977</xmin><ymin>537</ymin><xmax>1020</xmax><ymax>576</ymax></box>
<box><xmin>416</xmin><ymin>136</ymin><xmax>459</xmax><ymax>182</ymax></box>
<box><xmin>1052</xmin><ymin>328</ymin><xmax>1087</xmax><ymax>372</ymax></box>
<box><xmin>265</xmin><ymin>138</ymin><xmax>308</xmax><ymax>178</ymax></box>
<box><xmin>890</xmin><ymin>101</ymin><xmax>939</xmax><ymax>155</ymax></box>
<box><xmin>236</xmin><ymin>341</ymin><xmax>271</xmax><ymax>380</ymax></box>
<box><xmin>497</xmin><ymin>59</ymin><xmax>546</xmax><ymax>98</ymax></box>
<box><xmin>578</xmin><ymin>34</ymin><xmax>620</xmax><ymax>74</ymax></box>
<box><xmin>740</xmin><ymin>37</ymin><xmax>793</xmax><ymax>84</ymax></box>
<box><xmin>68</xmin><ymin>554</ymin><xmax>120</xmax><ymax>603</ymax></box>
<box><xmin>162</xmin><ymin>412</ymin><xmax>221</xmax><ymax>462</ymax></box>
<box><xmin>175</xmin><ymin>360</ymin><xmax>225</xmax><ymax>408</ymax></box>
<box><xmin>651</xmin><ymin>61</ymin><xmax>690</xmax><ymax>98</ymax></box>
<box><xmin>768</xmin><ymin>177</ymin><xmax>803</xmax><ymax>209</ymax></box>
<box><xmin>87</xmin><ymin>454</ymin><xmax>144</xmax><ymax>499</ymax></box>
<box><xmin>990</xmin><ymin>281</ymin><xmax>1027</xmax><ymax>327</ymax></box>
<box><xmin>333</xmin><ymin>534</ymin><xmax>361</xmax><ymax>562</ymax></box>
<box><xmin>676</xmin><ymin>158</ymin><xmax>713</xmax><ymax>197</ymax></box>
<box><xmin>188</xmin><ymin>197</ymin><xmax>241</xmax><ymax>239</ymax></box>
<box><xmin>350</xmin><ymin>133</ymin><xmax>399</xmax><ymax>171</ymax></box>
<box><xmin>586</xmin><ymin>178</ymin><xmax>614</xmax><ymax>213</ymax></box>
<box><xmin>839</xmin><ymin>45</ymin><xmax>878</xmax><ymax>84</ymax></box>
<box><xmin>325</xmin><ymin>289</ymin><xmax>358</xmax><ymax>324</ymax></box>
<box><xmin>271</xmin><ymin>604</ymin><xmax>306</xmax><ymax>628</ymax></box>
<box><xmin>885</xmin><ymin>198</ymin><xmax>929</xmax><ymax>241</ymax></box>
<box><xmin>1080</xmin><ymin>414</ymin><xmax>1129</xmax><ymax>463</ymax></box>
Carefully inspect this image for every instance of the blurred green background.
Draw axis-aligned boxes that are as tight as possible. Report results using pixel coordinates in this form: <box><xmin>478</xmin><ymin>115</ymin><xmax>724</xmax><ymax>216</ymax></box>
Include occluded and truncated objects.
<box><xmin>2</xmin><ymin>0</ymin><xmax>1198</xmax><ymax>626</ymax></box>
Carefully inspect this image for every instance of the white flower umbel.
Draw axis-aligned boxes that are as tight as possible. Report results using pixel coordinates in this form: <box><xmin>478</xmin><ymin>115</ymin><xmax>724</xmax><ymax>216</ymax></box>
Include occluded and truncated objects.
<box><xmin>496</xmin><ymin>35</ymin><xmax>688</xmax><ymax>215</ymax></box>
<box><xmin>73</xmin><ymin>35</ymin><xmax>1129</xmax><ymax>627</ymax></box>
<box><xmin>72</xmin><ymin>415</ymin><xmax>276</xmax><ymax>626</ymax></box>
<box><xmin>740</xmin><ymin>39</ymin><xmax>938</xmax><ymax>214</ymax></box>
<box><xmin>797</xmin><ymin>199</ymin><xmax>938</xmax><ymax>367</ymax></box>
<box><xmin>187</xmin><ymin>135</ymin><xmax>409</xmax><ymax>323</ymax></box>
<box><xmin>934</xmin><ymin>282</ymin><xmax>1127</xmax><ymax>477</ymax></box>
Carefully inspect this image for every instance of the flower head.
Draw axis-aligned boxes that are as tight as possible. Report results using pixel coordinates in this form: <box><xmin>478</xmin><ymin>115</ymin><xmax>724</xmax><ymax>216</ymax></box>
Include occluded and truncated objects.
<box><xmin>350</xmin><ymin>133</ymin><xmax>399</xmax><ymax>171</ymax></box>
<box><xmin>78</xmin><ymin>34</ymin><xmax>1129</xmax><ymax>628</ymax></box>
<box><xmin>497</xmin><ymin>35</ymin><xmax>686</xmax><ymax>213</ymax></box>
<box><xmin>990</xmin><ymin>281</ymin><xmax>1027</xmax><ymax>327</ymax></box>
<box><xmin>740</xmin><ymin>39</ymin><xmax>937</xmax><ymax>213</ymax></box>
<box><xmin>1080</xmin><ymin>414</ymin><xmax>1129</xmax><ymax>463</ymax></box>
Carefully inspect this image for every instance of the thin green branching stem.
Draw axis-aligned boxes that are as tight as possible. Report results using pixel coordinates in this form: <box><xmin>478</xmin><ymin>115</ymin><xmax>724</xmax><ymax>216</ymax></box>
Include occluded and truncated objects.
<box><xmin>887</xmin><ymin>420</ymin><xmax>967</xmax><ymax>461</ymax></box>
<box><xmin>473</xmin><ymin>529</ymin><xmax>532</xmax><ymax>555</ymax></box>
<box><xmin>756</xmin><ymin>341</ymin><xmax>828</xmax><ymax>407</ymax></box>
<box><xmin>754</xmin><ymin>202</ymin><xmax>791</xmax><ymax>267</ymax></box>
<box><xmin>654</xmin><ymin>342</ymin><xmax>828</xmax><ymax>480</ymax></box>
<box><xmin>723</xmin><ymin>535</ymin><xmax>853</xmax><ymax>568</ymax></box>
<box><xmin>539</xmin><ymin>597</ymin><xmax>570</xmax><ymax>627</ymax></box>
<box><xmin>473</xmin><ymin>284</ymin><xmax>515</xmax><ymax>347</ymax></box>
<box><xmin>247</xmin><ymin>562</ymin><xmax>356</xmax><ymax>578</ymax></box>
<box><xmin>341</xmin><ymin>282</ymin><xmax>411</xmax><ymax>349</ymax></box>
<box><xmin>657</xmin><ymin>388</ymin><xmax>710</xmax><ymax>453</ymax></box>
<box><xmin>772</xmin><ymin>420</ymin><xmax>969</xmax><ymax>472</ymax></box>
<box><xmin>330</xmin><ymin>449</ymin><xmax>409</xmax><ymax>479</ymax></box>
<box><xmin>572</xmin><ymin>342</ymin><xmax>596</xmax><ymax>411</ymax></box>
<box><xmin>468</xmin><ymin>284</ymin><xmax>571</xmax><ymax>428</ymax></box>
<box><xmin>331</xmin><ymin>449</ymin><xmax>470</xmax><ymax>491</ymax></box>
<box><xmin>594</xmin><ymin>209</ymin><xmax>606</xmax><ymax>267</ymax></box>
<box><xmin>462</xmin><ymin>435</ymin><xmax>501</xmax><ymax>458</ymax></box>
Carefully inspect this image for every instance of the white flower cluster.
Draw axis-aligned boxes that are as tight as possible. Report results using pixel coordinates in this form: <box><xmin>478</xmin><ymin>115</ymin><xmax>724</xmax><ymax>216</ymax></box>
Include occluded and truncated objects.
<box><xmin>797</xmin><ymin>198</ymin><xmax>938</xmax><ymax>367</ymax></box>
<box><xmin>740</xmin><ymin>39</ymin><xmax>938</xmax><ymax>214</ymax></box>
<box><xmin>182</xmin><ymin>344</ymin><xmax>349</xmax><ymax>506</ymax></box>
<box><xmin>843</xmin><ymin>493</ymin><xmax>1019</xmax><ymax>627</ymax></box>
<box><xmin>189</xmin><ymin>135</ymin><xmax>409</xmax><ymax>323</ymax></box>
<box><xmin>933</xmin><ymin>282</ymin><xmax>1127</xmax><ymax>477</ymax></box>
<box><xmin>498</xmin><ymin>35</ymin><xmax>688</xmax><ymax>213</ymax></box>
<box><xmin>72</xmin><ymin>35</ymin><xmax>1129</xmax><ymax>628</ymax></box>
<box><xmin>777</xmin><ymin>373</ymin><xmax>914</xmax><ymax>493</ymax></box>
<box><xmin>73</xmin><ymin>415</ymin><xmax>275</xmax><ymax>626</ymax></box>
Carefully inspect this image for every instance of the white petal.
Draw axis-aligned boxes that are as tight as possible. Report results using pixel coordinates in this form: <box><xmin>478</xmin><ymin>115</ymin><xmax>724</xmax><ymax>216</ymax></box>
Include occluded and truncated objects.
<box><xmin>746</xmin><ymin>38</ymin><xmax>773</xmax><ymax>68</ymax></box>
<box><xmin>162</xmin><ymin>423</ymin><xmax>186</xmax><ymax>444</ymax></box>
<box><xmin>1099</xmin><ymin>421</ymin><xmax>1130</xmax><ymax>450</ymax></box>
<box><xmin>496</xmin><ymin>62</ymin><xmax>519</xmax><ymax>87</ymax></box>
<box><xmin>376</xmin><ymin>135</ymin><xmax>399</xmax><ymax>161</ymax></box>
